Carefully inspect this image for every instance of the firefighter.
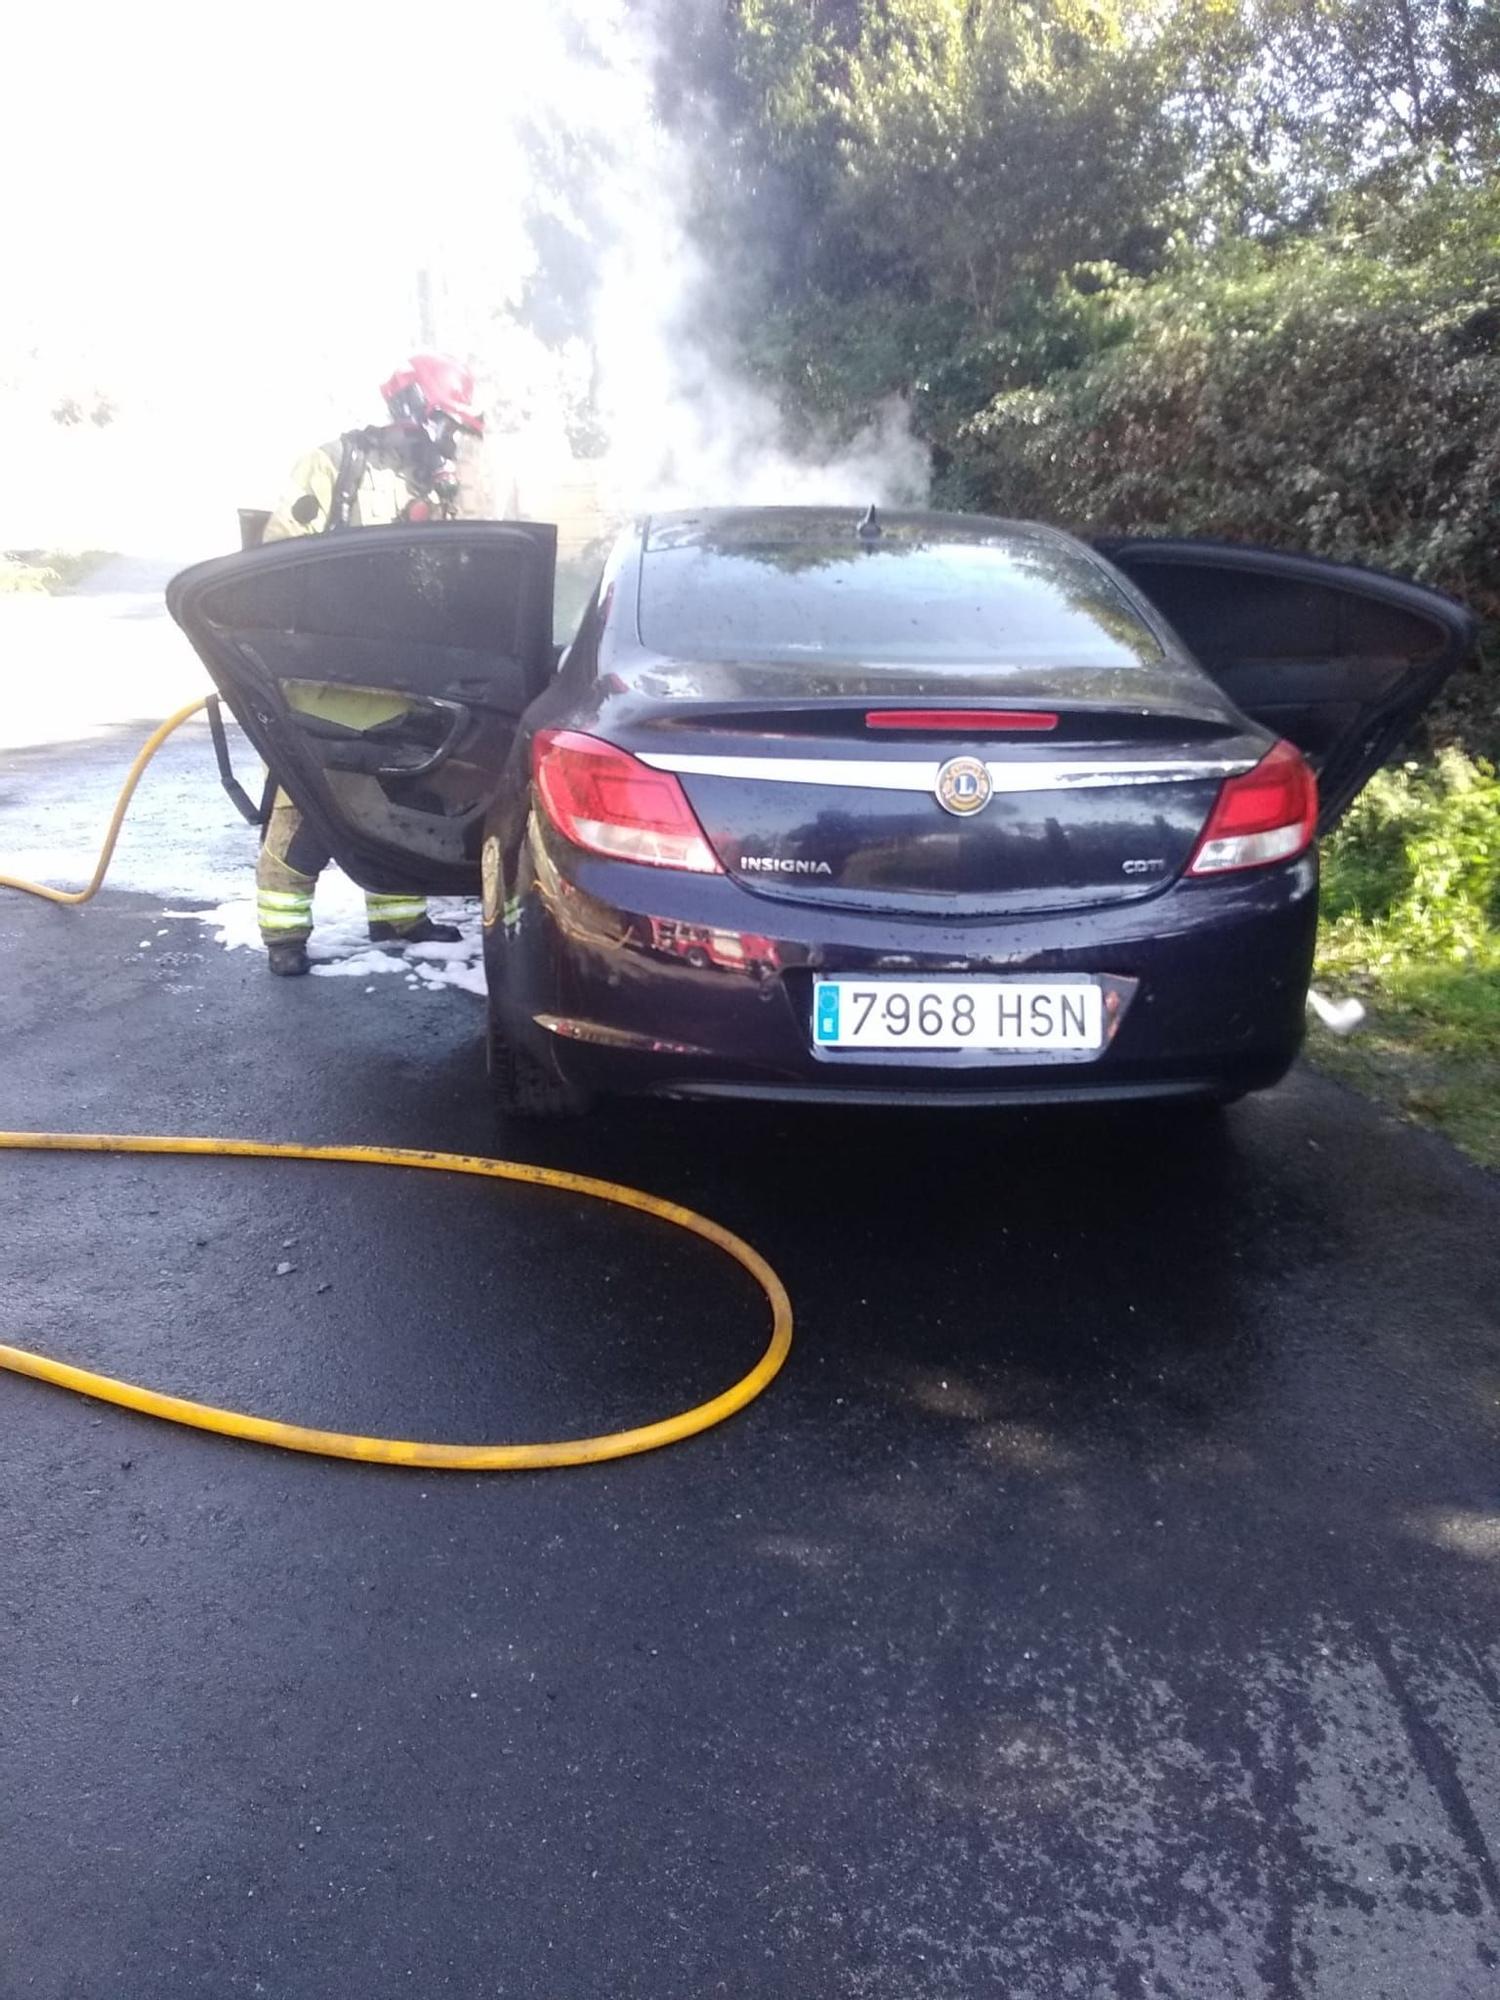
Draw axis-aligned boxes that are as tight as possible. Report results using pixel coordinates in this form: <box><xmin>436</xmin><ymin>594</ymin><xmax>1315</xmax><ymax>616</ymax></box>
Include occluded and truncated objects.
<box><xmin>255</xmin><ymin>353</ymin><xmax>485</xmax><ymax>975</ymax></box>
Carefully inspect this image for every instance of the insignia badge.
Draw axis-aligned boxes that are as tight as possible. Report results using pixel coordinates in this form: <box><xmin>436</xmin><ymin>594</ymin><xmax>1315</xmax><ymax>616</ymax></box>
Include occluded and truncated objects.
<box><xmin>935</xmin><ymin>755</ymin><xmax>993</xmax><ymax>817</ymax></box>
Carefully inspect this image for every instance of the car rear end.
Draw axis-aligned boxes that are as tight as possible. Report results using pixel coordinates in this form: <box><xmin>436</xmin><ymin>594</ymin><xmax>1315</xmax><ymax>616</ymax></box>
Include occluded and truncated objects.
<box><xmin>489</xmin><ymin>510</ymin><xmax>1320</xmax><ymax>1106</ymax></box>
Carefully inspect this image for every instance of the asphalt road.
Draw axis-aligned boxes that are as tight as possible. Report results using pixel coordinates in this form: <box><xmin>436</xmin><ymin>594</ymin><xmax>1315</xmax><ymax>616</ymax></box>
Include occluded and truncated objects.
<box><xmin>4</xmin><ymin>723</ymin><xmax>1500</xmax><ymax>1999</ymax></box>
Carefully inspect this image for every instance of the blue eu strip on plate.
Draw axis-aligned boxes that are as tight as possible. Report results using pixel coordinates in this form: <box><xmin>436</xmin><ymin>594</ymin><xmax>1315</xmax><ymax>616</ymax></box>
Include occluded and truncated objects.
<box><xmin>815</xmin><ymin>984</ymin><xmax>840</xmax><ymax>1044</ymax></box>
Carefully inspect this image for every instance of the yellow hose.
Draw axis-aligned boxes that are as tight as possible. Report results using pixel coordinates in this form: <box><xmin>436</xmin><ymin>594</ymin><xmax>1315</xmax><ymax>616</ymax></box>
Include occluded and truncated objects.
<box><xmin>0</xmin><ymin>694</ymin><xmax>210</xmax><ymax>903</ymax></box>
<box><xmin>0</xmin><ymin>1131</ymin><xmax>793</xmax><ymax>1469</ymax></box>
<box><xmin>0</xmin><ymin>707</ymin><xmax>794</xmax><ymax>1465</ymax></box>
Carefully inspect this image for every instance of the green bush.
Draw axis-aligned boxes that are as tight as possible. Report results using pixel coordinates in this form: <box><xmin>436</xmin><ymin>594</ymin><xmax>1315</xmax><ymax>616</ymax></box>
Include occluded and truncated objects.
<box><xmin>0</xmin><ymin>550</ymin><xmax>112</xmax><ymax>594</ymax></box>
<box><xmin>957</xmin><ymin>180</ymin><xmax>1500</xmax><ymax>750</ymax></box>
<box><xmin>1314</xmin><ymin>753</ymin><xmax>1500</xmax><ymax>1165</ymax></box>
<box><xmin>1320</xmin><ymin>750</ymin><xmax>1500</xmax><ymax>967</ymax></box>
<box><xmin>0</xmin><ymin>557</ymin><xmax>58</xmax><ymax>594</ymax></box>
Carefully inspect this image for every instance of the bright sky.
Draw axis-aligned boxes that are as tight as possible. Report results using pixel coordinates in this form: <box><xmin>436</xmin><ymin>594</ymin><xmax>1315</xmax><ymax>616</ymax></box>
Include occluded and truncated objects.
<box><xmin>0</xmin><ymin>0</ymin><xmax>621</xmax><ymax>550</ymax></box>
<box><xmin>0</xmin><ymin>0</ymin><xmax>925</xmax><ymax>555</ymax></box>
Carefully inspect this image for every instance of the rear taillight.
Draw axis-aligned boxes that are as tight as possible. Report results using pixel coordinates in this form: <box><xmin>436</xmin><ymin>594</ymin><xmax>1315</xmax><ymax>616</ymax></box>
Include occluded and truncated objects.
<box><xmin>532</xmin><ymin>729</ymin><xmax>722</xmax><ymax>874</ymax></box>
<box><xmin>1187</xmin><ymin>740</ymin><xmax>1318</xmax><ymax>876</ymax></box>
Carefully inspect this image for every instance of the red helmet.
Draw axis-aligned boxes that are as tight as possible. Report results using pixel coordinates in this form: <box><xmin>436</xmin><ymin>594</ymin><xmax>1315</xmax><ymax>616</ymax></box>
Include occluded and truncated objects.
<box><xmin>380</xmin><ymin>352</ymin><xmax>485</xmax><ymax>438</ymax></box>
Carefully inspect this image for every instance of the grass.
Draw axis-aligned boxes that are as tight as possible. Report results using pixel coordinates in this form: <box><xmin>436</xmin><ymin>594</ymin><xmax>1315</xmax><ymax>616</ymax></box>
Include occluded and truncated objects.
<box><xmin>1310</xmin><ymin>751</ymin><xmax>1500</xmax><ymax>1171</ymax></box>
<box><xmin>0</xmin><ymin>549</ymin><xmax>114</xmax><ymax>594</ymax></box>
<box><xmin>1308</xmin><ymin>955</ymin><xmax>1500</xmax><ymax>1169</ymax></box>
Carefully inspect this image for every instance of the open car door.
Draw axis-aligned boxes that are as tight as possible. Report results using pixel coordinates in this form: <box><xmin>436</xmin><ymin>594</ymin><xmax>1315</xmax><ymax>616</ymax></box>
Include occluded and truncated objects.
<box><xmin>168</xmin><ymin>522</ymin><xmax>558</xmax><ymax>897</ymax></box>
<box><xmin>1092</xmin><ymin>538</ymin><xmax>1478</xmax><ymax>829</ymax></box>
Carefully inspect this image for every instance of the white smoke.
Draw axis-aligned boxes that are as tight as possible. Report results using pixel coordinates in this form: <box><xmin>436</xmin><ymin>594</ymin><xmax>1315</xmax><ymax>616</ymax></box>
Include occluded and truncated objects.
<box><xmin>0</xmin><ymin>0</ymin><xmax>928</xmax><ymax>562</ymax></box>
<box><xmin>565</xmin><ymin>4</ymin><xmax>930</xmax><ymax>514</ymax></box>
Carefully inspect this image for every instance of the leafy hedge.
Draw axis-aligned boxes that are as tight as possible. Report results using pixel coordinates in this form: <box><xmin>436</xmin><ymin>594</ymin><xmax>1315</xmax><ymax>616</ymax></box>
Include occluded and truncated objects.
<box><xmin>1315</xmin><ymin>752</ymin><xmax>1500</xmax><ymax>1164</ymax></box>
<box><xmin>1321</xmin><ymin>751</ymin><xmax>1500</xmax><ymax>961</ymax></box>
<box><xmin>955</xmin><ymin>181</ymin><xmax>1500</xmax><ymax>751</ymax></box>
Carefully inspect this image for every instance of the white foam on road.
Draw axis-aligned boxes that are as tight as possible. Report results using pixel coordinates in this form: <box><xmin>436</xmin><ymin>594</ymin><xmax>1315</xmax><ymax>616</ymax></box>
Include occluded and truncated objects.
<box><xmin>169</xmin><ymin>883</ymin><xmax>487</xmax><ymax>996</ymax></box>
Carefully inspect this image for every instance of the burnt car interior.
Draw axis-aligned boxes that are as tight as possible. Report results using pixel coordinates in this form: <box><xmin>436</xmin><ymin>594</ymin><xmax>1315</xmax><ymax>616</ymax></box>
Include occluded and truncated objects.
<box><xmin>170</xmin><ymin>526</ymin><xmax>557</xmax><ymax>891</ymax></box>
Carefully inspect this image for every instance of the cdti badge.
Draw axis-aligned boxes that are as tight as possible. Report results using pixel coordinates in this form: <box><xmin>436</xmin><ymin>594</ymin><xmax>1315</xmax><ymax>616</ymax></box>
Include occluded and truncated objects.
<box><xmin>934</xmin><ymin>755</ymin><xmax>993</xmax><ymax>817</ymax></box>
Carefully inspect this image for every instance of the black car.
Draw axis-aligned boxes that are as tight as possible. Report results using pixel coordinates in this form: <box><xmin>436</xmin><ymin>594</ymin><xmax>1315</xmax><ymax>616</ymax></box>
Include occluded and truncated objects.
<box><xmin>169</xmin><ymin>507</ymin><xmax>1475</xmax><ymax>1118</ymax></box>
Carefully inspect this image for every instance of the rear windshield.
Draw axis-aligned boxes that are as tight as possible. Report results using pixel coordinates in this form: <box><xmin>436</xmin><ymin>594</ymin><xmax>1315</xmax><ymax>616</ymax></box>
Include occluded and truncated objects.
<box><xmin>637</xmin><ymin>531</ymin><xmax>1162</xmax><ymax>668</ymax></box>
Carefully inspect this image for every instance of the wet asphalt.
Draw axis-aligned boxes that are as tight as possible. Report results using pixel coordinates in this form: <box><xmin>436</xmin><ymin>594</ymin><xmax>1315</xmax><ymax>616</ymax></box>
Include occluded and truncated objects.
<box><xmin>4</xmin><ymin>733</ymin><xmax>1500</xmax><ymax>1999</ymax></box>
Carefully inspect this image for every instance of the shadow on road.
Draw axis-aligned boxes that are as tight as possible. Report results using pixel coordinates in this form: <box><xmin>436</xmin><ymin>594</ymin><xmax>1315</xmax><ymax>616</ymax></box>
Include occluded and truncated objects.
<box><xmin>360</xmin><ymin>1041</ymin><xmax>1500</xmax><ymax>1620</ymax></box>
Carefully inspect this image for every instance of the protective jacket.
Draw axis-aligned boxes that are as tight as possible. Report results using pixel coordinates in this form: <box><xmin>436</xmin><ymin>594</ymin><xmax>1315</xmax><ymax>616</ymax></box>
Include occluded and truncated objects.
<box><xmin>263</xmin><ymin>429</ymin><xmax>435</xmax><ymax>541</ymax></box>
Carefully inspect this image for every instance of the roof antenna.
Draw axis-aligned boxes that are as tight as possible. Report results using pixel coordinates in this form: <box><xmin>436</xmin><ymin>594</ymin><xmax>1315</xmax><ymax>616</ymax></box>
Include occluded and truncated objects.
<box><xmin>855</xmin><ymin>503</ymin><xmax>882</xmax><ymax>542</ymax></box>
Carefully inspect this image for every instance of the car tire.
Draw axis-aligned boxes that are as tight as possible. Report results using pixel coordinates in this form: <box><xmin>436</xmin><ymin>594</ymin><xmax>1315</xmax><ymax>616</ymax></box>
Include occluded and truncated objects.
<box><xmin>486</xmin><ymin>1007</ymin><xmax>586</xmax><ymax>1121</ymax></box>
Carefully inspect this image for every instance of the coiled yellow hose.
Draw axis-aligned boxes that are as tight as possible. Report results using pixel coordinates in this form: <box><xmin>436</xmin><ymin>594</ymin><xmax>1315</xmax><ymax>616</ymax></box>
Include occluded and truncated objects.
<box><xmin>0</xmin><ymin>706</ymin><xmax>794</xmax><ymax>1467</ymax></box>
<box><xmin>0</xmin><ymin>1132</ymin><xmax>793</xmax><ymax>1469</ymax></box>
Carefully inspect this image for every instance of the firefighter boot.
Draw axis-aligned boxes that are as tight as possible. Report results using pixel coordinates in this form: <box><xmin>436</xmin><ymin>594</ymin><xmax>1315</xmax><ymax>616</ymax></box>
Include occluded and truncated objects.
<box><xmin>266</xmin><ymin>940</ymin><xmax>311</xmax><ymax>977</ymax></box>
<box><xmin>367</xmin><ymin>915</ymin><xmax>463</xmax><ymax>945</ymax></box>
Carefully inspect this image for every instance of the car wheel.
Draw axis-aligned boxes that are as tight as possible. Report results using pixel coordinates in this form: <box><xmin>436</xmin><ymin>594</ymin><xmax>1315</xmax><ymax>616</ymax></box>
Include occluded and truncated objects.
<box><xmin>486</xmin><ymin>1006</ymin><xmax>586</xmax><ymax>1121</ymax></box>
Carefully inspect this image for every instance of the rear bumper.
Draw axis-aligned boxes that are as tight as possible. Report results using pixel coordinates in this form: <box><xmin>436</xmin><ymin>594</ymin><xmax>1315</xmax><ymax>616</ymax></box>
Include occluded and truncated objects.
<box><xmin>488</xmin><ymin>834</ymin><xmax>1319</xmax><ymax>1106</ymax></box>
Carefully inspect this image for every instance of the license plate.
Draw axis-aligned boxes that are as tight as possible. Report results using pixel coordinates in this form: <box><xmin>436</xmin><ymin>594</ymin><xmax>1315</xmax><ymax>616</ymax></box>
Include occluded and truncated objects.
<box><xmin>812</xmin><ymin>978</ymin><xmax>1104</xmax><ymax>1053</ymax></box>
